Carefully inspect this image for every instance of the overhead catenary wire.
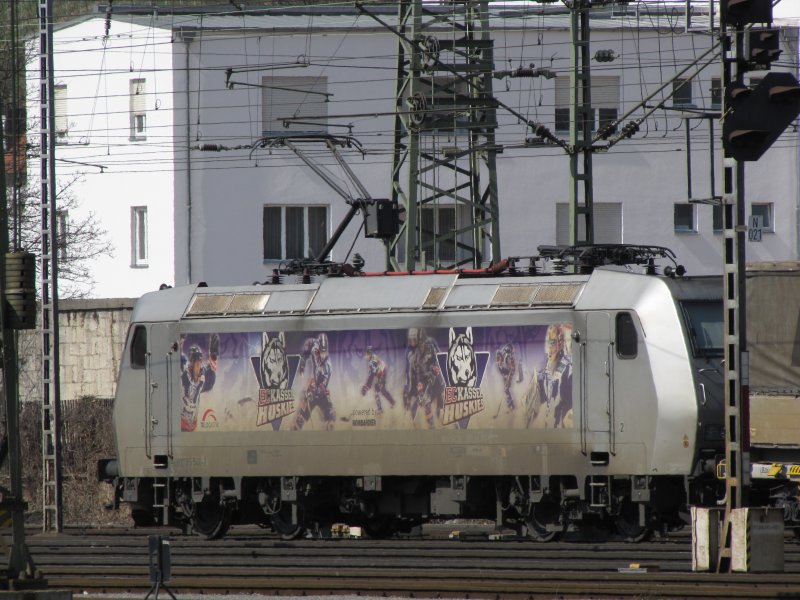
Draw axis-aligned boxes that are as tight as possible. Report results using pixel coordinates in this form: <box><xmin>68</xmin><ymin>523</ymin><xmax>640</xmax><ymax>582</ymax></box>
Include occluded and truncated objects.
<box><xmin>17</xmin><ymin>0</ymin><xmax>797</xmax><ymax>179</ymax></box>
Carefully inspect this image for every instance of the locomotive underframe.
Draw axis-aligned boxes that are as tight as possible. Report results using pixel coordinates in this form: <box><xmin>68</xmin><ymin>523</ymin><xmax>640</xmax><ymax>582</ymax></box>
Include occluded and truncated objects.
<box><xmin>109</xmin><ymin>469</ymin><xmax>710</xmax><ymax>541</ymax></box>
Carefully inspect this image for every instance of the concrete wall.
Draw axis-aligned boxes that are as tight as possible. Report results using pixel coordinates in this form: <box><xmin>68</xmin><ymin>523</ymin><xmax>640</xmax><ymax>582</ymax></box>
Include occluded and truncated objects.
<box><xmin>19</xmin><ymin>299</ymin><xmax>134</xmax><ymax>404</ymax></box>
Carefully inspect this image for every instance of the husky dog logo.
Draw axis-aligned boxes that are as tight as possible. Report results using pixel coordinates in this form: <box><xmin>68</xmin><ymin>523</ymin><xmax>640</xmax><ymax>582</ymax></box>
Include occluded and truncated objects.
<box><xmin>252</xmin><ymin>332</ymin><xmax>296</xmax><ymax>429</ymax></box>
<box><xmin>447</xmin><ymin>327</ymin><xmax>477</xmax><ymax>388</ymax></box>
<box><xmin>261</xmin><ymin>332</ymin><xmax>288</xmax><ymax>390</ymax></box>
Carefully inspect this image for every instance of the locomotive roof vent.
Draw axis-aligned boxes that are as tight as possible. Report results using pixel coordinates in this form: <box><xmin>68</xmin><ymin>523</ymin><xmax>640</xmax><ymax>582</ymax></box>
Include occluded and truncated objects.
<box><xmin>422</xmin><ymin>287</ymin><xmax>448</xmax><ymax>309</ymax></box>
<box><xmin>226</xmin><ymin>292</ymin><xmax>271</xmax><ymax>314</ymax></box>
<box><xmin>185</xmin><ymin>292</ymin><xmax>271</xmax><ymax>317</ymax></box>
<box><xmin>533</xmin><ymin>283</ymin><xmax>583</xmax><ymax>305</ymax></box>
<box><xmin>186</xmin><ymin>293</ymin><xmax>234</xmax><ymax>316</ymax></box>
<box><xmin>491</xmin><ymin>285</ymin><xmax>536</xmax><ymax>306</ymax></box>
<box><xmin>490</xmin><ymin>283</ymin><xmax>583</xmax><ymax>307</ymax></box>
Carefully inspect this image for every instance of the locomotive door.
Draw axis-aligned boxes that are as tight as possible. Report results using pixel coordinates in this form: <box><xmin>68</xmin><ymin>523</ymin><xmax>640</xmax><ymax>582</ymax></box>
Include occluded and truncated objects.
<box><xmin>144</xmin><ymin>322</ymin><xmax>176</xmax><ymax>460</ymax></box>
<box><xmin>584</xmin><ymin>312</ymin><xmax>615</xmax><ymax>452</ymax></box>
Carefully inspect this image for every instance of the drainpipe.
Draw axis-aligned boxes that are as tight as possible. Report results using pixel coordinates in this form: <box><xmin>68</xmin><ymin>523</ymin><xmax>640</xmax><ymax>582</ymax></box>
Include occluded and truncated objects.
<box><xmin>794</xmin><ymin>26</ymin><xmax>800</xmax><ymax>261</ymax></box>
<box><xmin>184</xmin><ymin>31</ymin><xmax>194</xmax><ymax>283</ymax></box>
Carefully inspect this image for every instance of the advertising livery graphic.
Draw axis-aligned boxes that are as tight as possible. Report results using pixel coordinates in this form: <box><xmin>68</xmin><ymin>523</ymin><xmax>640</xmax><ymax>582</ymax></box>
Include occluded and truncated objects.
<box><xmin>179</xmin><ymin>324</ymin><xmax>573</xmax><ymax>432</ymax></box>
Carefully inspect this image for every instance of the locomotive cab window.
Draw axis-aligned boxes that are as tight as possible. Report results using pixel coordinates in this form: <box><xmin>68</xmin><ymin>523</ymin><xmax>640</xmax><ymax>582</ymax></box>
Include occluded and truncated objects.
<box><xmin>681</xmin><ymin>300</ymin><xmax>723</xmax><ymax>357</ymax></box>
<box><xmin>615</xmin><ymin>312</ymin><xmax>637</xmax><ymax>359</ymax></box>
<box><xmin>130</xmin><ymin>325</ymin><xmax>147</xmax><ymax>369</ymax></box>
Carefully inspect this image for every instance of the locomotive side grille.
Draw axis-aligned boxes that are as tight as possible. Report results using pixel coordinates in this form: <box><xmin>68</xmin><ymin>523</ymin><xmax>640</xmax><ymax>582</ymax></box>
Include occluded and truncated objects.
<box><xmin>226</xmin><ymin>293</ymin><xmax>271</xmax><ymax>314</ymax></box>
<box><xmin>186</xmin><ymin>294</ymin><xmax>233</xmax><ymax>316</ymax></box>
<box><xmin>422</xmin><ymin>287</ymin><xmax>448</xmax><ymax>309</ymax></box>
<box><xmin>533</xmin><ymin>283</ymin><xmax>583</xmax><ymax>305</ymax></box>
<box><xmin>491</xmin><ymin>285</ymin><xmax>538</xmax><ymax>306</ymax></box>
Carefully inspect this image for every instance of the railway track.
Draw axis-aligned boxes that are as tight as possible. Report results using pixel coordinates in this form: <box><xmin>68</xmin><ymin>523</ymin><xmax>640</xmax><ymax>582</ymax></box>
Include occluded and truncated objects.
<box><xmin>22</xmin><ymin>526</ymin><xmax>800</xmax><ymax>600</ymax></box>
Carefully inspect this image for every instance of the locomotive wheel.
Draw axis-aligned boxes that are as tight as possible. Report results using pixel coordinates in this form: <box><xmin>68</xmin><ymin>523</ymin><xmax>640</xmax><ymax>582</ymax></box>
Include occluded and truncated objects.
<box><xmin>190</xmin><ymin>499</ymin><xmax>232</xmax><ymax>540</ymax></box>
<box><xmin>131</xmin><ymin>508</ymin><xmax>155</xmax><ymax>527</ymax></box>
<box><xmin>363</xmin><ymin>516</ymin><xmax>398</xmax><ymax>539</ymax></box>
<box><xmin>615</xmin><ymin>500</ymin><xmax>651</xmax><ymax>542</ymax></box>
<box><xmin>271</xmin><ymin>508</ymin><xmax>306</xmax><ymax>540</ymax></box>
<box><xmin>526</xmin><ymin>499</ymin><xmax>562</xmax><ymax>542</ymax></box>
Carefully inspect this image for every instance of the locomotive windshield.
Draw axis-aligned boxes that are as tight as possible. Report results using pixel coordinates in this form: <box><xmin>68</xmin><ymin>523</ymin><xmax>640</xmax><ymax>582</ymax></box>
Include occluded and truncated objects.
<box><xmin>681</xmin><ymin>300</ymin><xmax>723</xmax><ymax>357</ymax></box>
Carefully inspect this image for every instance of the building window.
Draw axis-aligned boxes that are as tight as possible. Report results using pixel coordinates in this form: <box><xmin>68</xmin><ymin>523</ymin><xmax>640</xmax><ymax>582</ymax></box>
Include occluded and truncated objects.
<box><xmin>421</xmin><ymin>205</ymin><xmax>457</xmax><ymax>265</ymax></box>
<box><xmin>131</xmin><ymin>206</ymin><xmax>148</xmax><ymax>267</ymax></box>
<box><xmin>262</xmin><ymin>76</ymin><xmax>328</xmax><ymax>135</ymax></box>
<box><xmin>710</xmin><ymin>77</ymin><xmax>722</xmax><ymax>109</ymax></box>
<box><xmin>130</xmin><ymin>79</ymin><xmax>146</xmax><ymax>140</ymax></box>
<box><xmin>263</xmin><ymin>205</ymin><xmax>329</xmax><ymax>260</ymax></box>
<box><xmin>554</xmin><ymin>75</ymin><xmax>618</xmax><ymax>134</ymax></box>
<box><xmin>751</xmin><ymin>203</ymin><xmax>773</xmax><ymax>232</ymax></box>
<box><xmin>554</xmin><ymin>76</ymin><xmax>570</xmax><ymax>132</ymax></box>
<box><xmin>556</xmin><ymin>202</ymin><xmax>622</xmax><ymax>245</ymax></box>
<box><xmin>396</xmin><ymin>206</ymin><xmax>474</xmax><ymax>268</ymax></box>
<box><xmin>54</xmin><ymin>84</ymin><xmax>68</xmax><ymax>142</ymax></box>
<box><xmin>712</xmin><ymin>204</ymin><xmax>724</xmax><ymax>233</ymax></box>
<box><xmin>673</xmin><ymin>78</ymin><xmax>693</xmax><ymax>107</ymax></box>
<box><xmin>594</xmin><ymin>76</ymin><xmax>619</xmax><ymax>135</ymax></box>
<box><xmin>674</xmin><ymin>203</ymin><xmax>696</xmax><ymax>233</ymax></box>
<box><xmin>56</xmin><ymin>209</ymin><xmax>68</xmax><ymax>260</ymax></box>
<box><xmin>417</xmin><ymin>76</ymin><xmax>471</xmax><ymax>132</ymax></box>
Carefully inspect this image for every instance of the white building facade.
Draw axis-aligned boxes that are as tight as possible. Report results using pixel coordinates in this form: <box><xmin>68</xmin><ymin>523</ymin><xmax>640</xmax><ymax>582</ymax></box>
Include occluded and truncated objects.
<box><xmin>32</xmin><ymin>4</ymin><xmax>800</xmax><ymax>298</ymax></box>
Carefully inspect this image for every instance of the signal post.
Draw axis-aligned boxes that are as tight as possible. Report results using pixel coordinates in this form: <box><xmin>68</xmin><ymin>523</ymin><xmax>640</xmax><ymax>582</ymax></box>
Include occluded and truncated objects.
<box><xmin>0</xmin><ymin>98</ymin><xmax>40</xmax><ymax>585</ymax></box>
<box><xmin>713</xmin><ymin>0</ymin><xmax>800</xmax><ymax>573</ymax></box>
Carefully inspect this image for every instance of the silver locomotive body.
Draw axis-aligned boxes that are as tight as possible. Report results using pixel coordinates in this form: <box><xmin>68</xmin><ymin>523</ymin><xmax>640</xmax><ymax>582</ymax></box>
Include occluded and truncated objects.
<box><xmin>100</xmin><ymin>268</ymin><xmax>724</xmax><ymax>540</ymax></box>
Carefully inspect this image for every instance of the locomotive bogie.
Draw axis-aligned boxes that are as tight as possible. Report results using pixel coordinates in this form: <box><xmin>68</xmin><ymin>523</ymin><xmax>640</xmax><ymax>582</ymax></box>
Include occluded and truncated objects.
<box><xmin>101</xmin><ymin>268</ymin><xmax>725</xmax><ymax>539</ymax></box>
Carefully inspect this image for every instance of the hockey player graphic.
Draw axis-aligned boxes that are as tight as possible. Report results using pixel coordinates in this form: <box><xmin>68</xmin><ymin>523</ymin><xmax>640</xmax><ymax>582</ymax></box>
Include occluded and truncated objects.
<box><xmin>495</xmin><ymin>342</ymin><xmax>520</xmax><ymax>416</ymax></box>
<box><xmin>524</xmin><ymin>324</ymin><xmax>573</xmax><ymax>429</ymax></box>
<box><xmin>180</xmin><ymin>334</ymin><xmax>219</xmax><ymax>432</ymax></box>
<box><xmin>292</xmin><ymin>333</ymin><xmax>336</xmax><ymax>430</ymax></box>
<box><xmin>361</xmin><ymin>346</ymin><xmax>396</xmax><ymax>414</ymax></box>
<box><xmin>404</xmin><ymin>329</ymin><xmax>445</xmax><ymax>429</ymax></box>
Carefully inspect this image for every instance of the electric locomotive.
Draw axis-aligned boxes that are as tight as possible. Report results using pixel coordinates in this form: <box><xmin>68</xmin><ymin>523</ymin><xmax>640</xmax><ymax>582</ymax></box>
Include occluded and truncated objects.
<box><xmin>98</xmin><ymin>245</ymin><xmax>725</xmax><ymax>540</ymax></box>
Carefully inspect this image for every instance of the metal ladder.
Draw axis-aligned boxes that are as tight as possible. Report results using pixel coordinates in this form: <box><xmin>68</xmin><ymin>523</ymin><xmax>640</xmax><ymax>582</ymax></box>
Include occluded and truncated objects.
<box><xmin>152</xmin><ymin>478</ymin><xmax>170</xmax><ymax>525</ymax></box>
<box><xmin>588</xmin><ymin>475</ymin><xmax>610</xmax><ymax>508</ymax></box>
<box><xmin>39</xmin><ymin>0</ymin><xmax>63</xmax><ymax>534</ymax></box>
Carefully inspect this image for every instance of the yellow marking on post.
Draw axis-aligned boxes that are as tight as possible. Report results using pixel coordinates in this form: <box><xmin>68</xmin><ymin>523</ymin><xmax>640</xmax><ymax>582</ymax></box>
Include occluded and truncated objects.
<box><xmin>767</xmin><ymin>464</ymin><xmax>784</xmax><ymax>477</ymax></box>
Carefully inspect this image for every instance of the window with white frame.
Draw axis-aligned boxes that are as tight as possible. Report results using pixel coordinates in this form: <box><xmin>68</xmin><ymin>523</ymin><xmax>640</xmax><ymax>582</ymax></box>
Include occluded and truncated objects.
<box><xmin>556</xmin><ymin>202</ymin><xmax>622</xmax><ymax>245</ymax></box>
<box><xmin>417</xmin><ymin>76</ymin><xmax>471</xmax><ymax>132</ymax></box>
<box><xmin>396</xmin><ymin>205</ymin><xmax>476</xmax><ymax>267</ymax></box>
<box><xmin>262</xmin><ymin>76</ymin><xmax>328</xmax><ymax>135</ymax></box>
<box><xmin>673</xmin><ymin>78</ymin><xmax>694</xmax><ymax>107</ymax></box>
<box><xmin>421</xmin><ymin>205</ymin><xmax>457</xmax><ymax>265</ymax></box>
<box><xmin>710</xmin><ymin>77</ymin><xmax>722</xmax><ymax>109</ymax></box>
<box><xmin>130</xmin><ymin>79</ymin><xmax>147</xmax><ymax>140</ymax></box>
<box><xmin>54</xmin><ymin>84</ymin><xmax>68</xmax><ymax>142</ymax></box>
<box><xmin>674</xmin><ymin>203</ymin><xmax>696</xmax><ymax>233</ymax></box>
<box><xmin>131</xmin><ymin>206</ymin><xmax>148</xmax><ymax>267</ymax></box>
<box><xmin>554</xmin><ymin>75</ymin><xmax>619</xmax><ymax>134</ymax></box>
<box><xmin>263</xmin><ymin>205</ymin><xmax>329</xmax><ymax>260</ymax></box>
<box><xmin>751</xmin><ymin>202</ymin><xmax>774</xmax><ymax>232</ymax></box>
<box><xmin>712</xmin><ymin>204</ymin><xmax>724</xmax><ymax>233</ymax></box>
<box><xmin>594</xmin><ymin>76</ymin><xmax>620</xmax><ymax>135</ymax></box>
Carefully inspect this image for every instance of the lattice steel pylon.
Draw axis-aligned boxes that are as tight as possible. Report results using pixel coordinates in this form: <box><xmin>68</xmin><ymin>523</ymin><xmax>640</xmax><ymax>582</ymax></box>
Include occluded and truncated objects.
<box><xmin>384</xmin><ymin>1</ymin><xmax>500</xmax><ymax>271</ymax></box>
<box><xmin>568</xmin><ymin>3</ymin><xmax>594</xmax><ymax>246</ymax></box>
<box><xmin>715</xmin><ymin>2</ymin><xmax>749</xmax><ymax>573</ymax></box>
<box><xmin>38</xmin><ymin>0</ymin><xmax>63</xmax><ymax>533</ymax></box>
